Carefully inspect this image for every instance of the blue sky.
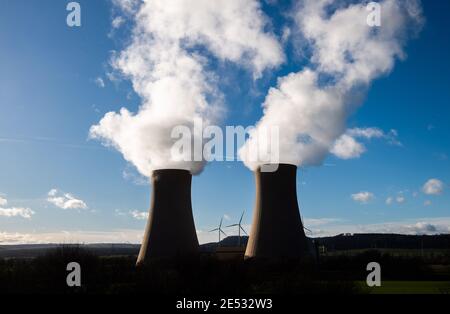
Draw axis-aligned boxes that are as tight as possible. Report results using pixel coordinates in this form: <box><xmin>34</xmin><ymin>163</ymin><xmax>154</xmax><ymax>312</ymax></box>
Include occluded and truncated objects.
<box><xmin>0</xmin><ymin>0</ymin><xmax>449</xmax><ymax>244</ymax></box>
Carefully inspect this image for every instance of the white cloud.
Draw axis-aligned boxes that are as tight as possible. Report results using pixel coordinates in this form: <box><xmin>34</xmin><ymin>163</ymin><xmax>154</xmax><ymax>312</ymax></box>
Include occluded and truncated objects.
<box><xmin>347</xmin><ymin>127</ymin><xmax>385</xmax><ymax>139</ymax></box>
<box><xmin>0</xmin><ymin>195</ymin><xmax>35</xmax><ymax>219</ymax></box>
<box><xmin>281</xmin><ymin>26</ymin><xmax>291</xmax><ymax>44</ymax></box>
<box><xmin>0</xmin><ymin>207</ymin><xmax>35</xmax><ymax>219</ymax></box>
<box><xmin>396</xmin><ymin>195</ymin><xmax>406</xmax><ymax>204</ymax></box>
<box><xmin>0</xmin><ymin>196</ymin><xmax>7</xmax><ymax>207</ymax></box>
<box><xmin>114</xmin><ymin>209</ymin><xmax>127</xmax><ymax>217</ymax></box>
<box><xmin>304</xmin><ymin>218</ymin><xmax>343</xmax><ymax>227</ymax></box>
<box><xmin>129</xmin><ymin>210</ymin><xmax>148</xmax><ymax>220</ymax></box>
<box><xmin>386</xmin><ymin>197</ymin><xmax>394</xmax><ymax>205</ymax></box>
<box><xmin>47</xmin><ymin>189</ymin><xmax>87</xmax><ymax>210</ymax></box>
<box><xmin>2</xmin><ymin>216</ymin><xmax>449</xmax><ymax>245</ymax></box>
<box><xmin>331</xmin><ymin>127</ymin><xmax>401</xmax><ymax>160</ymax></box>
<box><xmin>386</xmin><ymin>193</ymin><xmax>407</xmax><ymax>205</ymax></box>
<box><xmin>0</xmin><ymin>232</ymin><xmax>38</xmax><ymax>244</ymax></box>
<box><xmin>94</xmin><ymin>77</ymin><xmax>105</xmax><ymax>88</ymax></box>
<box><xmin>91</xmin><ymin>0</ymin><xmax>284</xmax><ymax>177</ymax></box>
<box><xmin>111</xmin><ymin>16</ymin><xmax>125</xmax><ymax>29</ymax></box>
<box><xmin>112</xmin><ymin>0</ymin><xmax>140</xmax><ymax>15</ymax></box>
<box><xmin>306</xmin><ymin>217</ymin><xmax>450</xmax><ymax>237</ymax></box>
<box><xmin>330</xmin><ymin>134</ymin><xmax>366</xmax><ymax>159</ymax></box>
<box><xmin>424</xmin><ymin>200</ymin><xmax>432</xmax><ymax>207</ymax></box>
<box><xmin>351</xmin><ymin>191</ymin><xmax>374</xmax><ymax>204</ymax></box>
<box><xmin>422</xmin><ymin>179</ymin><xmax>444</xmax><ymax>195</ymax></box>
<box><xmin>0</xmin><ymin>229</ymin><xmax>145</xmax><ymax>245</ymax></box>
<box><xmin>122</xmin><ymin>166</ymin><xmax>149</xmax><ymax>186</ymax></box>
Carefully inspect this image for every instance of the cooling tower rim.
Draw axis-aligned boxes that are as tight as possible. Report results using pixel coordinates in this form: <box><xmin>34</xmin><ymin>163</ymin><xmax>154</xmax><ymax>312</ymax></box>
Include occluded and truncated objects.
<box><xmin>256</xmin><ymin>163</ymin><xmax>298</xmax><ymax>171</ymax></box>
<box><xmin>152</xmin><ymin>168</ymin><xmax>192</xmax><ymax>175</ymax></box>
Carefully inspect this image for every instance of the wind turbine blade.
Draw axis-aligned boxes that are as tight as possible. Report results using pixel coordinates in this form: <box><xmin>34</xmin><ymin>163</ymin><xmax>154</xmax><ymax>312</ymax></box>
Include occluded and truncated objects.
<box><xmin>239</xmin><ymin>211</ymin><xmax>245</xmax><ymax>224</ymax></box>
<box><xmin>240</xmin><ymin>226</ymin><xmax>248</xmax><ymax>235</ymax></box>
<box><xmin>219</xmin><ymin>217</ymin><xmax>223</xmax><ymax>228</ymax></box>
<box><xmin>226</xmin><ymin>224</ymin><xmax>239</xmax><ymax>227</ymax></box>
<box><xmin>220</xmin><ymin>230</ymin><xmax>227</xmax><ymax>236</ymax></box>
<box><xmin>209</xmin><ymin>228</ymin><xmax>219</xmax><ymax>232</ymax></box>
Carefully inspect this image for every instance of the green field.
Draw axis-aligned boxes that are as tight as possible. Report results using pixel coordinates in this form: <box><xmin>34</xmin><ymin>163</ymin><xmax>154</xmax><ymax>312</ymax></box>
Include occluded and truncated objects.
<box><xmin>359</xmin><ymin>281</ymin><xmax>450</xmax><ymax>294</ymax></box>
<box><xmin>323</xmin><ymin>248</ymin><xmax>450</xmax><ymax>258</ymax></box>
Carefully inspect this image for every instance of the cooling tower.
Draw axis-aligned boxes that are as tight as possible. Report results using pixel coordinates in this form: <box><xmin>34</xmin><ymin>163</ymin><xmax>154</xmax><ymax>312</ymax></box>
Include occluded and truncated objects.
<box><xmin>137</xmin><ymin>169</ymin><xmax>199</xmax><ymax>264</ymax></box>
<box><xmin>245</xmin><ymin>164</ymin><xmax>309</xmax><ymax>259</ymax></box>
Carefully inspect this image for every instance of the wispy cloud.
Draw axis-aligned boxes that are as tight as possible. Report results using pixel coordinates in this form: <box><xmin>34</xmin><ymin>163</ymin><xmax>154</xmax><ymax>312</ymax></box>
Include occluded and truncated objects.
<box><xmin>422</xmin><ymin>179</ymin><xmax>445</xmax><ymax>195</ymax></box>
<box><xmin>115</xmin><ymin>209</ymin><xmax>148</xmax><ymax>220</ymax></box>
<box><xmin>0</xmin><ymin>136</ymin><xmax>102</xmax><ymax>150</ymax></box>
<box><xmin>331</xmin><ymin>128</ymin><xmax>401</xmax><ymax>159</ymax></box>
<box><xmin>0</xmin><ymin>207</ymin><xmax>35</xmax><ymax>219</ymax></box>
<box><xmin>129</xmin><ymin>210</ymin><xmax>148</xmax><ymax>220</ymax></box>
<box><xmin>94</xmin><ymin>77</ymin><xmax>105</xmax><ymax>88</ymax></box>
<box><xmin>304</xmin><ymin>217</ymin><xmax>450</xmax><ymax>237</ymax></box>
<box><xmin>47</xmin><ymin>189</ymin><xmax>87</xmax><ymax>210</ymax></box>
<box><xmin>111</xmin><ymin>16</ymin><xmax>125</xmax><ymax>29</ymax></box>
<box><xmin>0</xmin><ymin>196</ymin><xmax>7</xmax><ymax>207</ymax></box>
<box><xmin>0</xmin><ymin>229</ymin><xmax>144</xmax><ymax>245</ymax></box>
<box><xmin>351</xmin><ymin>191</ymin><xmax>375</xmax><ymax>204</ymax></box>
<box><xmin>386</xmin><ymin>194</ymin><xmax>406</xmax><ymax>205</ymax></box>
<box><xmin>122</xmin><ymin>165</ymin><xmax>149</xmax><ymax>186</ymax></box>
<box><xmin>0</xmin><ymin>195</ymin><xmax>35</xmax><ymax>219</ymax></box>
<box><xmin>3</xmin><ymin>215</ymin><xmax>450</xmax><ymax>245</ymax></box>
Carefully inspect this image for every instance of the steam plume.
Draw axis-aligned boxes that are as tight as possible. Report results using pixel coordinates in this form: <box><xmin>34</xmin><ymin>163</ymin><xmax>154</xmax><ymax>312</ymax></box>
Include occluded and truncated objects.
<box><xmin>90</xmin><ymin>0</ymin><xmax>284</xmax><ymax>176</ymax></box>
<box><xmin>240</xmin><ymin>0</ymin><xmax>423</xmax><ymax>170</ymax></box>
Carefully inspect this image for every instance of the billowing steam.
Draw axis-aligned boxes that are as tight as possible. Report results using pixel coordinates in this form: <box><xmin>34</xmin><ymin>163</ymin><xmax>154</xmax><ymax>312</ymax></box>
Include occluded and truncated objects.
<box><xmin>90</xmin><ymin>0</ymin><xmax>284</xmax><ymax>176</ymax></box>
<box><xmin>240</xmin><ymin>0</ymin><xmax>423</xmax><ymax>170</ymax></box>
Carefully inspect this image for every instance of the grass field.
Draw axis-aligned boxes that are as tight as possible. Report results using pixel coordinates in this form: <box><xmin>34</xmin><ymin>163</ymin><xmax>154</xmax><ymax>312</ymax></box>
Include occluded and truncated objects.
<box><xmin>1</xmin><ymin>246</ymin><xmax>449</xmax><ymax>294</ymax></box>
<box><xmin>323</xmin><ymin>248</ymin><xmax>450</xmax><ymax>258</ymax></box>
<box><xmin>362</xmin><ymin>281</ymin><xmax>450</xmax><ymax>294</ymax></box>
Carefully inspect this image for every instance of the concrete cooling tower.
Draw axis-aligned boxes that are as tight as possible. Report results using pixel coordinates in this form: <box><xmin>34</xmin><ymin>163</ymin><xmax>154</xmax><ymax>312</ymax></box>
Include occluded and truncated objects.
<box><xmin>245</xmin><ymin>164</ymin><xmax>309</xmax><ymax>259</ymax></box>
<box><xmin>137</xmin><ymin>169</ymin><xmax>199</xmax><ymax>264</ymax></box>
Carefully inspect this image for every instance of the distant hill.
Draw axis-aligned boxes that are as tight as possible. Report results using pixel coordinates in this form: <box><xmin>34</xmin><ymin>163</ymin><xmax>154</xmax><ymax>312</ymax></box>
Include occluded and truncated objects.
<box><xmin>0</xmin><ymin>243</ymin><xmax>140</xmax><ymax>259</ymax></box>
<box><xmin>200</xmin><ymin>236</ymin><xmax>249</xmax><ymax>252</ymax></box>
<box><xmin>314</xmin><ymin>233</ymin><xmax>450</xmax><ymax>251</ymax></box>
<box><xmin>1</xmin><ymin>233</ymin><xmax>449</xmax><ymax>258</ymax></box>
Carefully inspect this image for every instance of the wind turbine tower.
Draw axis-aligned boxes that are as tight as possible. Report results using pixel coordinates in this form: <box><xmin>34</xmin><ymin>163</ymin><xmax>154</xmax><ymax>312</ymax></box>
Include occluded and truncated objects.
<box><xmin>210</xmin><ymin>217</ymin><xmax>227</xmax><ymax>245</ymax></box>
<box><xmin>226</xmin><ymin>211</ymin><xmax>248</xmax><ymax>247</ymax></box>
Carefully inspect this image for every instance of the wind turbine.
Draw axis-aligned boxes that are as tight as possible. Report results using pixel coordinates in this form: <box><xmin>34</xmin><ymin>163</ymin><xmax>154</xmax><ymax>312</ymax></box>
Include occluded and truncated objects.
<box><xmin>209</xmin><ymin>217</ymin><xmax>227</xmax><ymax>245</ymax></box>
<box><xmin>301</xmin><ymin>214</ymin><xmax>312</xmax><ymax>235</ymax></box>
<box><xmin>303</xmin><ymin>225</ymin><xmax>313</xmax><ymax>235</ymax></box>
<box><xmin>226</xmin><ymin>211</ymin><xmax>248</xmax><ymax>247</ymax></box>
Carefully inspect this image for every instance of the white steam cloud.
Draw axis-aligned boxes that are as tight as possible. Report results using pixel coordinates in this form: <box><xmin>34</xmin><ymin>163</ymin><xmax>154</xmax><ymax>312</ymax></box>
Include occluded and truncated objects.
<box><xmin>90</xmin><ymin>0</ymin><xmax>284</xmax><ymax>176</ymax></box>
<box><xmin>240</xmin><ymin>0</ymin><xmax>423</xmax><ymax>170</ymax></box>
